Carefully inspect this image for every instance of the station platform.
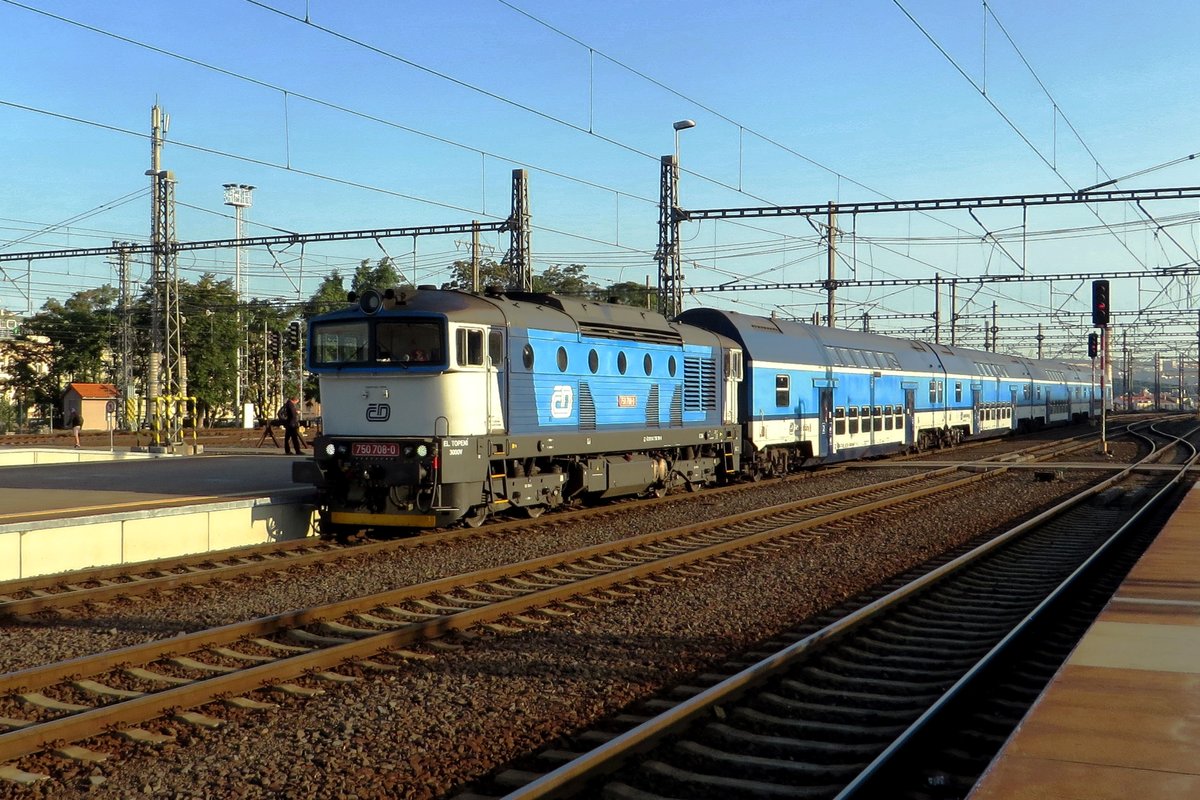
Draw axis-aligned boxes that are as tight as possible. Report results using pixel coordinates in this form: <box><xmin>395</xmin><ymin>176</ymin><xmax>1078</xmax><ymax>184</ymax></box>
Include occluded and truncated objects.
<box><xmin>0</xmin><ymin>450</ymin><xmax>317</xmax><ymax>581</ymax></box>
<box><xmin>969</xmin><ymin>481</ymin><xmax>1200</xmax><ymax>799</ymax></box>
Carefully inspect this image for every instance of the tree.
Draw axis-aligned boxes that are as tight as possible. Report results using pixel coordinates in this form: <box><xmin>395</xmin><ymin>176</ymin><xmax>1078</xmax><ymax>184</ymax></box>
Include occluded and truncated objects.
<box><xmin>352</xmin><ymin>257</ymin><xmax>406</xmax><ymax>295</ymax></box>
<box><xmin>534</xmin><ymin>263</ymin><xmax>600</xmax><ymax>298</ymax></box>
<box><xmin>603</xmin><ymin>280</ymin><xmax>656</xmax><ymax>309</ymax></box>
<box><xmin>25</xmin><ymin>286</ymin><xmax>119</xmax><ymax>387</ymax></box>
<box><xmin>179</xmin><ymin>274</ymin><xmax>239</xmax><ymax>423</ymax></box>
<box><xmin>441</xmin><ymin>257</ymin><xmax>508</xmax><ymax>292</ymax></box>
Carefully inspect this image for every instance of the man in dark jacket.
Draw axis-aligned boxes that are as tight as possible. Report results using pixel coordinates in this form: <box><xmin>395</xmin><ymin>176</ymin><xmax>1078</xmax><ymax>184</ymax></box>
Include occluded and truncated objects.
<box><xmin>282</xmin><ymin>396</ymin><xmax>304</xmax><ymax>455</ymax></box>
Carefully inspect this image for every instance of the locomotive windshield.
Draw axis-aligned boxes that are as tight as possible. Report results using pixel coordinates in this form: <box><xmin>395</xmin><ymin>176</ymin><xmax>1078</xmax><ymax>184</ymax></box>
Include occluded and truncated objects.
<box><xmin>310</xmin><ymin>318</ymin><xmax>446</xmax><ymax>367</ymax></box>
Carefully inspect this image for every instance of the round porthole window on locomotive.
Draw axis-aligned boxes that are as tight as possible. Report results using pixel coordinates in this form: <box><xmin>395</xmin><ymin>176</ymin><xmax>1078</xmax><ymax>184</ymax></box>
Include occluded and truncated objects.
<box><xmin>557</xmin><ymin>346</ymin><xmax>568</xmax><ymax>372</ymax></box>
<box><xmin>588</xmin><ymin>349</ymin><xmax>598</xmax><ymax>373</ymax></box>
<box><xmin>522</xmin><ymin>343</ymin><xmax>534</xmax><ymax>370</ymax></box>
<box><xmin>643</xmin><ymin>353</ymin><xmax>653</xmax><ymax>375</ymax></box>
<box><xmin>617</xmin><ymin>351</ymin><xmax>627</xmax><ymax>374</ymax></box>
<box><xmin>668</xmin><ymin>355</ymin><xmax>677</xmax><ymax>376</ymax></box>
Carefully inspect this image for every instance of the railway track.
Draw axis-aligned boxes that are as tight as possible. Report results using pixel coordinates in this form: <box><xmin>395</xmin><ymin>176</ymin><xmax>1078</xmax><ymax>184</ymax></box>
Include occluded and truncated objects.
<box><xmin>462</xmin><ymin>421</ymin><xmax>1198</xmax><ymax>799</ymax></box>
<box><xmin>0</xmin><ymin>437</ymin><xmax>1104</xmax><ymax>785</ymax></box>
<box><xmin>0</xmin><ymin>423</ymin><xmax>1143</xmax><ymax>619</ymax></box>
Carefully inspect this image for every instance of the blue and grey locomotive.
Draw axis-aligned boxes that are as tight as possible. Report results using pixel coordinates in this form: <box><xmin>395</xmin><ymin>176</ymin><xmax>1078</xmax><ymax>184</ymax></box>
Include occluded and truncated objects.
<box><xmin>294</xmin><ymin>288</ymin><xmax>1096</xmax><ymax>532</ymax></box>
<box><xmin>293</xmin><ymin>288</ymin><xmax>743</xmax><ymax>532</ymax></box>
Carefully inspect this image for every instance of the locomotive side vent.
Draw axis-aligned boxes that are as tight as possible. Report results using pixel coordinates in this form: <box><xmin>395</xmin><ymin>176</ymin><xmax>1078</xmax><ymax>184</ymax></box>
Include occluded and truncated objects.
<box><xmin>578</xmin><ymin>382</ymin><xmax>597</xmax><ymax>430</ymax></box>
<box><xmin>684</xmin><ymin>356</ymin><xmax>717</xmax><ymax>411</ymax></box>
<box><xmin>646</xmin><ymin>385</ymin><xmax>660</xmax><ymax>428</ymax></box>
<box><xmin>669</xmin><ymin>385</ymin><xmax>684</xmax><ymax>427</ymax></box>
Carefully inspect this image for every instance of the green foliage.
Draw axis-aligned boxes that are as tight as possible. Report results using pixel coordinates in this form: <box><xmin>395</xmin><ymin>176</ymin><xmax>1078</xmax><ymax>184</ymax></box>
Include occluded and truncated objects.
<box><xmin>603</xmin><ymin>280</ymin><xmax>657</xmax><ymax>309</ymax></box>
<box><xmin>533</xmin><ymin>263</ymin><xmax>600</xmax><ymax>297</ymax></box>
<box><xmin>179</xmin><ymin>274</ymin><xmax>239</xmax><ymax>422</ymax></box>
<box><xmin>440</xmin><ymin>257</ymin><xmax>508</xmax><ymax>292</ymax></box>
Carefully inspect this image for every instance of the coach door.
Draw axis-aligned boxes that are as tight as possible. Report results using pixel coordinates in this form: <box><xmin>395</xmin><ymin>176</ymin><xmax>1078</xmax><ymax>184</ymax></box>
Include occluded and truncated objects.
<box><xmin>904</xmin><ymin>388</ymin><xmax>916</xmax><ymax>447</ymax></box>
<box><xmin>1010</xmin><ymin>387</ymin><xmax>1019</xmax><ymax>430</ymax></box>
<box><xmin>971</xmin><ymin>385</ymin><xmax>981</xmax><ymax>432</ymax></box>
<box><xmin>819</xmin><ymin>387</ymin><xmax>833</xmax><ymax>457</ymax></box>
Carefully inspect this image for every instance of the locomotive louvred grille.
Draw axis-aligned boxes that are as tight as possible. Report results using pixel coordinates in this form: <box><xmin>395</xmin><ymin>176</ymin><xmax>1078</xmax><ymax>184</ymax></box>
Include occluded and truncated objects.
<box><xmin>669</xmin><ymin>385</ymin><xmax>683</xmax><ymax>427</ymax></box>
<box><xmin>684</xmin><ymin>356</ymin><xmax>717</xmax><ymax>410</ymax></box>
<box><xmin>579</xmin><ymin>382</ymin><xmax>596</xmax><ymax>429</ymax></box>
<box><xmin>646</xmin><ymin>385</ymin><xmax>660</xmax><ymax>427</ymax></box>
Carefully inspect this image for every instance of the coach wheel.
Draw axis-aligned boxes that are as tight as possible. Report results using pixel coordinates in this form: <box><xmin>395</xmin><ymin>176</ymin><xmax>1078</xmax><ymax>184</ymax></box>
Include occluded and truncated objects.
<box><xmin>463</xmin><ymin>505</ymin><xmax>488</xmax><ymax>528</ymax></box>
<box><xmin>521</xmin><ymin>504</ymin><xmax>546</xmax><ymax>519</ymax></box>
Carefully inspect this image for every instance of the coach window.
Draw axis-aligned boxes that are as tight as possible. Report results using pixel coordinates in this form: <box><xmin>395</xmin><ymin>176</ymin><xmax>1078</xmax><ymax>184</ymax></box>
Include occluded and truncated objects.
<box><xmin>1035</xmin><ymin>385</ymin><xmax>1042</xmax><ymax>400</ymax></box>
<box><xmin>522</xmin><ymin>343</ymin><xmax>534</xmax><ymax>370</ymax></box>
<box><xmin>617</xmin><ymin>351</ymin><xmax>627</xmax><ymax>375</ymax></box>
<box><xmin>955</xmin><ymin>382</ymin><xmax>962</xmax><ymax>402</ymax></box>
<box><xmin>883</xmin><ymin>405</ymin><xmax>894</xmax><ymax>430</ymax></box>
<box><xmin>456</xmin><ymin>328</ymin><xmax>485</xmax><ymax>367</ymax></box>
<box><xmin>834</xmin><ymin>407</ymin><xmax>846</xmax><ymax>435</ymax></box>
<box><xmin>588</xmin><ymin>349</ymin><xmax>599</xmax><ymax>374</ymax></box>
<box><xmin>668</xmin><ymin>356</ymin><xmax>677</xmax><ymax>377</ymax></box>
<box><xmin>873</xmin><ymin>406</ymin><xmax>883</xmax><ymax>430</ymax></box>
<box><xmin>893</xmin><ymin>406</ymin><xmax>903</xmax><ymax>428</ymax></box>
<box><xmin>775</xmin><ymin>375</ymin><xmax>790</xmax><ymax>407</ymax></box>
<box><xmin>556</xmin><ymin>346</ymin><xmax>568</xmax><ymax>372</ymax></box>
<box><xmin>861</xmin><ymin>405</ymin><xmax>872</xmax><ymax>433</ymax></box>
<box><xmin>847</xmin><ymin>406</ymin><xmax>859</xmax><ymax>435</ymax></box>
<box><xmin>643</xmin><ymin>353</ymin><xmax>653</xmax><ymax>376</ymax></box>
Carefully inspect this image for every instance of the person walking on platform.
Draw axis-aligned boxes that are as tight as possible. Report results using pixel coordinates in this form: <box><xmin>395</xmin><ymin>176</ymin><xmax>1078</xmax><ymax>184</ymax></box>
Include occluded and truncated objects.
<box><xmin>282</xmin><ymin>396</ymin><xmax>305</xmax><ymax>455</ymax></box>
<box><xmin>69</xmin><ymin>410</ymin><xmax>83</xmax><ymax>448</ymax></box>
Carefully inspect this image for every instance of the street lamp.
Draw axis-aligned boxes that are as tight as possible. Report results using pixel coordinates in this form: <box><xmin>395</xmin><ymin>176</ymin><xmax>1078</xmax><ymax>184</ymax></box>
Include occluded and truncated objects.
<box><xmin>672</xmin><ymin>119</ymin><xmax>696</xmax><ymax>177</ymax></box>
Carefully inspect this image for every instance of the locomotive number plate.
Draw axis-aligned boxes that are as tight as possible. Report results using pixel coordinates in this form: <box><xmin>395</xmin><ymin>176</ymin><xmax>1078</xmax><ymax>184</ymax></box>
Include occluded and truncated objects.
<box><xmin>352</xmin><ymin>442</ymin><xmax>400</xmax><ymax>457</ymax></box>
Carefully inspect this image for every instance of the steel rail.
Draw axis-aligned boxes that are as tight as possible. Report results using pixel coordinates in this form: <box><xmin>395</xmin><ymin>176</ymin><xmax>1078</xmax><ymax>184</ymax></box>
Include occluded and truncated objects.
<box><xmin>499</xmin><ymin>427</ymin><xmax>1194</xmax><ymax>799</ymax></box>
<box><xmin>0</xmin><ymin>468</ymin><xmax>1000</xmax><ymax>766</ymax></box>
<box><xmin>832</xmin><ymin>422</ymin><xmax>1200</xmax><ymax>799</ymax></box>
<box><xmin>0</xmin><ymin>465</ymin><xmax>936</xmax><ymax>617</ymax></box>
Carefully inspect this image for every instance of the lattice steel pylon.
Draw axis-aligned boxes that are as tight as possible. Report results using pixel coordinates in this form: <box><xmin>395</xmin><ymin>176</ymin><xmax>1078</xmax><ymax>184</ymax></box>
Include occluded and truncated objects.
<box><xmin>112</xmin><ymin>241</ymin><xmax>135</xmax><ymax>429</ymax></box>
<box><xmin>147</xmin><ymin>104</ymin><xmax>185</xmax><ymax>442</ymax></box>
<box><xmin>507</xmin><ymin>169</ymin><xmax>532</xmax><ymax>291</ymax></box>
<box><xmin>656</xmin><ymin>155</ymin><xmax>681</xmax><ymax>318</ymax></box>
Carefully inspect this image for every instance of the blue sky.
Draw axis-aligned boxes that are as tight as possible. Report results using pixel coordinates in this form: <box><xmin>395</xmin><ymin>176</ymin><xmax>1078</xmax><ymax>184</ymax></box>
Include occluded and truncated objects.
<box><xmin>1</xmin><ymin>0</ymin><xmax>1198</xmax><ymax>360</ymax></box>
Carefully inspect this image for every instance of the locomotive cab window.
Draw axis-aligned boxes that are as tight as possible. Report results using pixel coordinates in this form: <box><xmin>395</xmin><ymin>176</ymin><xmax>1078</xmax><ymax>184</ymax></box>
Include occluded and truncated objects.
<box><xmin>488</xmin><ymin>330</ymin><xmax>504</xmax><ymax>368</ymax></box>
<box><xmin>311</xmin><ymin>321</ymin><xmax>369</xmax><ymax>366</ymax></box>
<box><xmin>456</xmin><ymin>328</ymin><xmax>485</xmax><ymax>367</ymax></box>
<box><xmin>376</xmin><ymin>319</ymin><xmax>444</xmax><ymax>364</ymax></box>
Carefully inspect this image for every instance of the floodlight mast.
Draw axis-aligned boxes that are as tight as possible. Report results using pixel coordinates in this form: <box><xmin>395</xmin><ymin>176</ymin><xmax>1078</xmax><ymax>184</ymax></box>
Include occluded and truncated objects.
<box><xmin>223</xmin><ymin>184</ymin><xmax>255</xmax><ymax>425</ymax></box>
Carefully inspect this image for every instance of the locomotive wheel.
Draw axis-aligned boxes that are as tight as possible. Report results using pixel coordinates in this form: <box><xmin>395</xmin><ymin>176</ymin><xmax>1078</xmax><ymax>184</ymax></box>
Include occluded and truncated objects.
<box><xmin>686</xmin><ymin>480</ymin><xmax>701</xmax><ymax>493</ymax></box>
<box><xmin>463</xmin><ymin>505</ymin><xmax>488</xmax><ymax>528</ymax></box>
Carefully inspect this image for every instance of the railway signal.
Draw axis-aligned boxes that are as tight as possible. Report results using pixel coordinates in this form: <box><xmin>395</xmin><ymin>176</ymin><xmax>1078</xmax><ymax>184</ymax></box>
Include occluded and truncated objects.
<box><xmin>1087</xmin><ymin>332</ymin><xmax>1099</xmax><ymax>359</ymax></box>
<box><xmin>286</xmin><ymin>321</ymin><xmax>301</xmax><ymax>351</ymax></box>
<box><xmin>1091</xmin><ymin>280</ymin><xmax>1110</xmax><ymax>326</ymax></box>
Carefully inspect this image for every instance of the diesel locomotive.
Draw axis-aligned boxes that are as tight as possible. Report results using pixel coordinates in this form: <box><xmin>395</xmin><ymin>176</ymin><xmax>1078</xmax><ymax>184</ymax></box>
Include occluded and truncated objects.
<box><xmin>292</xmin><ymin>287</ymin><xmax>1097</xmax><ymax>534</ymax></box>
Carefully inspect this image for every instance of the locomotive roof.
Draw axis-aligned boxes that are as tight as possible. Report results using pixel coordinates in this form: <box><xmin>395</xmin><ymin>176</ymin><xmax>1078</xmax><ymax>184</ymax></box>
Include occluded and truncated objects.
<box><xmin>314</xmin><ymin>288</ymin><xmax>722</xmax><ymax>348</ymax></box>
<box><xmin>499</xmin><ymin>292</ymin><xmax>687</xmax><ymax>344</ymax></box>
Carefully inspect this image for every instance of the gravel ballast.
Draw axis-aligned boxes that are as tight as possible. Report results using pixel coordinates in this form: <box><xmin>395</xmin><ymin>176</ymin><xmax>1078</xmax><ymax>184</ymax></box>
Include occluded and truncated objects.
<box><xmin>0</xmin><ymin>468</ymin><xmax>1104</xmax><ymax>800</ymax></box>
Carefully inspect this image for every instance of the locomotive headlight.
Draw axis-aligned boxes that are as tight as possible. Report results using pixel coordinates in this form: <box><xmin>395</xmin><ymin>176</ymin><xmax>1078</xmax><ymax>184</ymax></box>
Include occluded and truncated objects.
<box><xmin>416</xmin><ymin>444</ymin><xmax>428</xmax><ymax>457</ymax></box>
<box><xmin>325</xmin><ymin>443</ymin><xmax>336</xmax><ymax>456</ymax></box>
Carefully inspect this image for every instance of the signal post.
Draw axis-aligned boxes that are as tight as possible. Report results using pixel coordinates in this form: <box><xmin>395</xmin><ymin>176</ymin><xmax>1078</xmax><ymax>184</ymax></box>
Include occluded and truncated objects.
<box><xmin>1092</xmin><ymin>280</ymin><xmax>1110</xmax><ymax>456</ymax></box>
